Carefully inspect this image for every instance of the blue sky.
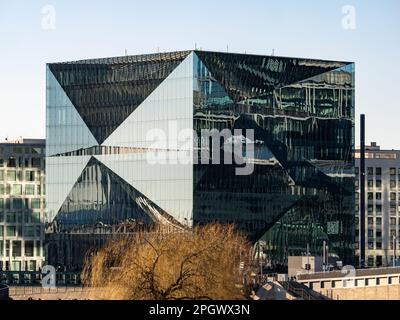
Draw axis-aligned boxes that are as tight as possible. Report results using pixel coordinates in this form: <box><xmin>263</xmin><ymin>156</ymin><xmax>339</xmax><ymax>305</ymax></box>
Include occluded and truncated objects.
<box><xmin>0</xmin><ymin>0</ymin><xmax>399</xmax><ymax>148</ymax></box>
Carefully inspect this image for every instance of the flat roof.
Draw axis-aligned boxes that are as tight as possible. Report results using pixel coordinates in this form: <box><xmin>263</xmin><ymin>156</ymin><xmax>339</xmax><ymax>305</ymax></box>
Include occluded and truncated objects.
<box><xmin>48</xmin><ymin>49</ymin><xmax>353</xmax><ymax>66</ymax></box>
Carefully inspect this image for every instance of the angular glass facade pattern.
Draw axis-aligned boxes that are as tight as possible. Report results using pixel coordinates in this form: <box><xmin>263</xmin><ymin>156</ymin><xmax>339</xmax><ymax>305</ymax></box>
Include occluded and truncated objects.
<box><xmin>46</xmin><ymin>51</ymin><xmax>355</xmax><ymax>266</ymax></box>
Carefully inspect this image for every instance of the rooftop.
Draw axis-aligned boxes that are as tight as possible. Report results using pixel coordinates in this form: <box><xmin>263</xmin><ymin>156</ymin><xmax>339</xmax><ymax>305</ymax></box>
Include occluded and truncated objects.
<box><xmin>47</xmin><ymin>49</ymin><xmax>353</xmax><ymax>67</ymax></box>
<box><xmin>0</xmin><ymin>138</ymin><xmax>45</xmax><ymax>145</ymax></box>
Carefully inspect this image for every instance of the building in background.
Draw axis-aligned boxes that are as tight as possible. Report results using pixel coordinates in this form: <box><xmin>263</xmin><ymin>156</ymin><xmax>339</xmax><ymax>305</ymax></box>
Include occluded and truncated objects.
<box><xmin>46</xmin><ymin>50</ymin><xmax>355</xmax><ymax>269</ymax></box>
<box><xmin>0</xmin><ymin>138</ymin><xmax>45</xmax><ymax>271</ymax></box>
<box><xmin>356</xmin><ymin>143</ymin><xmax>400</xmax><ymax>267</ymax></box>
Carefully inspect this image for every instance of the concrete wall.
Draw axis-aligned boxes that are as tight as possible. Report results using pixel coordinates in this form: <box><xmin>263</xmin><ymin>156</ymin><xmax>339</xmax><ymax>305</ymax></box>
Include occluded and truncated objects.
<box><xmin>320</xmin><ymin>284</ymin><xmax>400</xmax><ymax>300</ymax></box>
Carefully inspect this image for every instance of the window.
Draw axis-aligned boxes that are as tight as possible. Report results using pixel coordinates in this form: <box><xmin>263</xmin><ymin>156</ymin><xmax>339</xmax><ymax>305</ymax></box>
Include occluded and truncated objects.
<box><xmin>390</xmin><ymin>168</ymin><xmax>396</xmax><ymax>175</ymax></box>
<box><xmin>31</xmin><ymin>199</ymin><xmax>41</xmax><ymax>210</ymax></box>
<box><xmin>368</xmin><ymin>242</ymin><xmax>374</xmax><ymax>249</ymax></box>
<box><xmin>376</xmin><ymin>193</ymin><xmax>382</xmax><ymax>200</ymax></box>
<box><xmin>391</xmin><ymin>193</ymin><xmax>397</xmax><ymax>201</ymax></box>
<box><xmin>376</xmin><ymin>242</ymin><xmax>382</xmax><ymax>249</ymax></box>
<box><xmin>11</xmin><ymin>184</ymin><xmax>22</xmax><ymax>196</ymax></box>
<box><xmin>24</xmin><ymin>226</ymin><xmax>35</xmax><ymax>237</ymax></box>
<box><xmin>7</xmin><ymin>158</ymin><xmax>16</xmax><ymax>167</ymax></box>
<box><xmin>376</xmin><ymin>218</ymin><xmax>382</xmax><ymax>226</ymax></box>
<box><xmin>27</xmin><ymin>261</ymin><xmax>36</xmax><ymax>271</ymax></box>
<box><xmin>31</xmin><ymin>158</ymin><xmax>41</xmax><ymax>168</ymax></box>
<box><xmin>6</xmin><ymin>226</ymin><xmax>16</xmax><ymax>237</ymax></box>
<box><xmin>0</xmin><ymin>171</ymin><xmax>3</xmax><ymax>181</ymax></box>
<box><xmin>7</xmin><ymin>212</ymin><xmax>16</xmax><ymax>223</ymax></box>
<box><xmin>0</xmin><ymin>198</ymin><xmax>3</xmax><ymax>209</ymax></box>
<box><xmin>376</xmin><ymin>167</ymin><xmax>382</xmax><ymax>175</ymax></box>
<box><xmin>12</xmin><ymin>198</ymin><xmax>24</xmax><ymax>209</ymax></box>
<box><xmin>390</xmin><ymin>218</ymin><xmax>397</xmax><ymax>226</ymax></box>
<box><xmin>376</xmin><ymin>180</ymin><xmax>382</xmax><ymax>188</ymax></box>
<box><xmin>25</xmin><ymin>171</ymin><xmax>35</xmax><ymax>182</ymax></box>
<box><xmin>368</xmin><ymin>180</ymin><xmax>374</xmax><ymax>188</ymax></box>
<box><xmin>368</xmin><ymin>218</ymin><xmax>373</xmax><ymax>225</ymax></box>
<box><xmin>25</xmin><ymin>184</ymin><xmax>35</xmax><ymax>195</ymax></box>
<box><xmin>12</xmin><ymin>241</ymin><xmax>22</xmax><ymax>257</ymax></box>
<box><xmin>368</xmin><ymin>205</ymin><xmax>373</xmax><ymax>213</ymax></box>
<box><xmin>355</xmin><ymin>167</ymin><xmax>359</xmax><ymax>175</ymax></box>
<box><xmin>31</xmin><ymin>211</ymin><xmax>40</xmax><ymax>222</ymax></box>
<box><xmin>25</xmin><ymin>241</ymin><xmax>34</xmax><ymax>257</ymax></box>
<box><xmin>367</xmin><ymin>167</ymin><xmax>374</xmax><ymax>175</ymax></box>
<box><xmin>368</xmin><ymin>192</ymin><xmax>373</xmax><ymax>200</ymax></box>
<box><xmin>368</xmin><ymin>229</ymin><xmax>373</xmax><ymax>237</ymax></box>
<box><xmin>35</xmin><ymin>225</ymin><xmax>42</xmax><ymax>238</ymax></box>
<box><xmin>0</xmin><ymin>184</ymin><xmax>4</xmax><ymax>195</ymax></box>
<box><xmin>376</xmin><ymin>231</ymin><xmax>382</xmax><ymax>238</ymax></box>
<box><xmin>0</xmin><ymin>226</ymin><xmax>3</xmax><ymax>237</ymax></box>
<box><xmin>7</xmin><ymin>170</ymin><xmax>16</xmax><ymax>181</ymax></box>
<box><xmin>391</xmin><ymin>180</ymin><xmax>396</xmax><ymax>189</ymax></box>
<box><xmin>376</xmin><ymin>205</ymin><xmax>382</xmax><ymax>213</ymax></box>
<box><xmin>367</xmin><ymin>257</ymin><xmax>374</xmax><ymax>267</ymax></box>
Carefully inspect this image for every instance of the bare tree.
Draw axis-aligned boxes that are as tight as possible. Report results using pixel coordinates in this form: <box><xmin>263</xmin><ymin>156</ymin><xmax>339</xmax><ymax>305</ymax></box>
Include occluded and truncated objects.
<box><xmin>82</xmin><ymin>223</ymin><xmax>252</xmax><ymax>300</ymax></box>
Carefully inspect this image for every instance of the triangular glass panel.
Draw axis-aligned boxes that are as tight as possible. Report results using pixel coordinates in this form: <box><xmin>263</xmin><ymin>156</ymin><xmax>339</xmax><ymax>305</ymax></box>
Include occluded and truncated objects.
<box><xmin>195</xmin><ymin>51</ymin><xmax>349</xmax><ymax>103</ymax></box>
<box><xmin>102</xmin><ymin>53</ymin><xmax>194</xmax><ymax>149</ymax></box>
<box><xmin>46</xmin><ymin>66</ymin><xmax>98</xmax><ymax>156</ymax></box>
<box><xmin>95</xmin><ymin>151</ymin><xmax>193</xmax><ymax>226</ymax></box>
<box><xmin>48</xmin><ymin>51</ymin><xmax>192</xmax><ymax>144</ymax></box>
<box><xmin>46</xmin><ymin>155</ymin><xmax>91</xmax><ymax>222</ymax></box>
<box><xmin>54</xmin><ymin>157</ymin><xmax>185</xmax><ymax>231</ymax></box>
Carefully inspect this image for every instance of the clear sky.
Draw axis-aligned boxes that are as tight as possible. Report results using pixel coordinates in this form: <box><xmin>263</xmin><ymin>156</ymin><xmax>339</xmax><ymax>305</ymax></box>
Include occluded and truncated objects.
<box><xmin>0</xmin><ymin>0</ymin><xmax>399</xmax><ymax>148</ymax></box>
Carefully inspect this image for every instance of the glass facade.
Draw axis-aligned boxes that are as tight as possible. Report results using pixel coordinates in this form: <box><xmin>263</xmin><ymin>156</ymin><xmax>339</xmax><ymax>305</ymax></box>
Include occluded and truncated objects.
<box><xmin>46</xmin><ymin>50</ymin><xmax>355</xmax><ymax>267</ymax></box>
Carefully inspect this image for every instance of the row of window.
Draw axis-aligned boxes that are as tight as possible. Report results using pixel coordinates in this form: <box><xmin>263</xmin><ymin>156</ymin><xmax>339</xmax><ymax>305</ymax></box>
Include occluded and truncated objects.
<box><xmin>0</xmin><ymin>211</ymin><xmax>42</xmax><ymax>224</ymax></box>
<box><xmin>356</xmin><ymin>167</ymin><xmax>400</xmax><ymax>176</ymax></box>
<box><xmin>0</xmin><ymin>170</ymin><xmax>41</xmax><ymax>182</ymax></box>
<box><xmin>0</xmin><ymin>198</ymin><xmax>44</xmax><ymax>210</ymax></box>
<box><xmin>0</xmin><ymin>157</ymin><xmax>43</xmax><ymax>168</ymax></box>
<box><xmin>355</xmin><ymin>192</ymin><xmax>400</xmax><ymax>201</ymax></box>
<box><xmin>0</xmin><ymin>225</ymin><xmax>42</xmax><ymax>238</ymax></box>
<box><xmin>356</xmin><ymin>179</ymin><xmax>400</xmax><ymax>189</ymax></box>
<box><xmin>0</xmin><ymin>184</ymin><xmax>43</xmax><ymax>196</ymax></box>
<box><xmin>0</xmin><ymin>146</ymin><xmax>44</xmax><ymax>155</ymax></box>
<box><xmin>356</xmin><ymin>217</ymin><xmax>400</xmax><ymax>226</ymax></box>
<box><xmin>0</xmin><ymin>239</ymin><xmax>42</xmax><ymax>259</ymax></box>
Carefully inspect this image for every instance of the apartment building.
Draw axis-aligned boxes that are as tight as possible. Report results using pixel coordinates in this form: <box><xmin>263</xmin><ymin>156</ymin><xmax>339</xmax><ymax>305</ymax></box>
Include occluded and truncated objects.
<box><xmin>0</xmin><ymin>138</ymin><xmax>45</xmax><ymax>271</ymax></box>
<box><xmin>356</xmin><ymin>142</ymin><xmax>400</xmax><ymax>267</ymax></box>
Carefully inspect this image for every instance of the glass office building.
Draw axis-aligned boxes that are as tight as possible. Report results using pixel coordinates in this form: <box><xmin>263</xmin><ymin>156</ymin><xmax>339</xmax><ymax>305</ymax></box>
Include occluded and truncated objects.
<box><xmin>46</xmin><ymin>51</ymin><xmax>355</xmax><ymax>267</ymax></box>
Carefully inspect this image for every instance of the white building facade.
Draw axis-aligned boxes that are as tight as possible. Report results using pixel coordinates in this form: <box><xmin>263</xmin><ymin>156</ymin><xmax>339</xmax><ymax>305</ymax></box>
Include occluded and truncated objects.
<box><xmin>356</xmin><ymin>142</ymin><xmax>400</xmax><ymax>267</ymax></box>
<box><xmin>0</xmin><ymin>138</ymin><xmax>45</xmax><ymax>271</ymax></box>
